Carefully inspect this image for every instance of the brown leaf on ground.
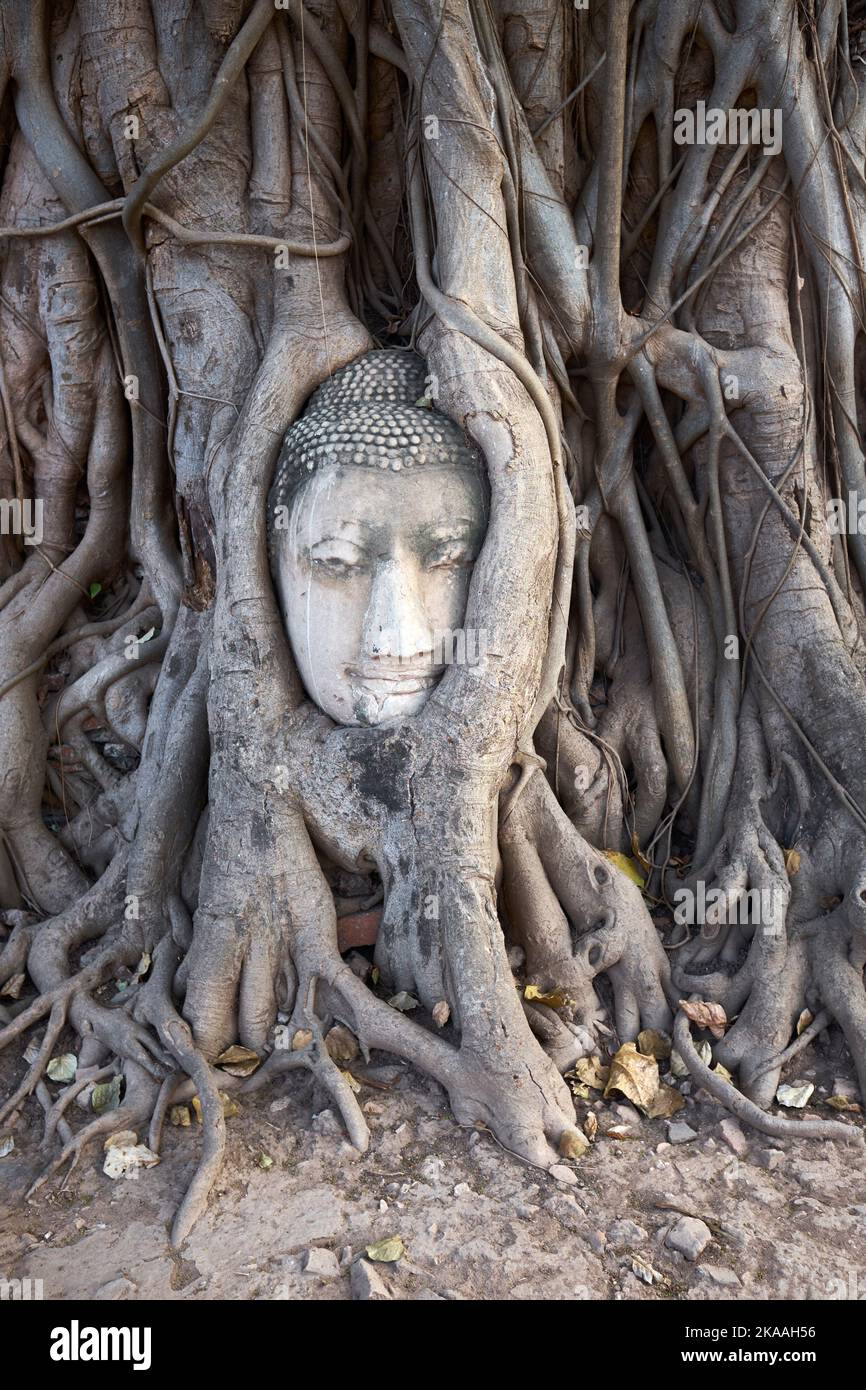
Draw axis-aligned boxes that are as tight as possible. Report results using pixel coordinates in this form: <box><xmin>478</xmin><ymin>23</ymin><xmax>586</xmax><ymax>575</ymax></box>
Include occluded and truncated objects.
<box><xmin>679</xmin><ymin>998</ymin><xmax>728</xmax><ymax>1039</ymax></box>
<box><xmin>604</xmin><ymin>1042</ymin><xmax>659</xmax><ymax>1112</ymax></box>
<box><xmin>215</xmin><ymin>1044</ymin><xmax>260</xmax><ymax>1077</ymax></box>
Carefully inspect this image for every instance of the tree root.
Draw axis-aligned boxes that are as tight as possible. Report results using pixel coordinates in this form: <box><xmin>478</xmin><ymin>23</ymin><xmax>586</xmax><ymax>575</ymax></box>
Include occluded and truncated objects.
<box><xmin>673</xmin><ymin>1012</ymin><xmax>863</xmax><ymax>1145</ymax></box>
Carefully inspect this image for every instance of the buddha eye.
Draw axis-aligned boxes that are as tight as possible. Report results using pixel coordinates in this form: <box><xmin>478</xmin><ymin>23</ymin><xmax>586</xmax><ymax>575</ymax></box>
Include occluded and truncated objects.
<box><xmin>309</xmin><ymin>539</ymin><xmax>367</xmax><ymax>578</ymax></box>
<box><xmin>425</xmin><ymin>539</ymin><xmax>475</xmax><ymax>570</ymax></box>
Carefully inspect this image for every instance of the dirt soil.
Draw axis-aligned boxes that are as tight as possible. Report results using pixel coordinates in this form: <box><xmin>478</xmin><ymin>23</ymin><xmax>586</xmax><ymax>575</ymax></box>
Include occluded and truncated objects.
<box><xmin>1</xmin><ymin>1039</ymin><xmax>865</xmax><ymax>1302</ymax></box>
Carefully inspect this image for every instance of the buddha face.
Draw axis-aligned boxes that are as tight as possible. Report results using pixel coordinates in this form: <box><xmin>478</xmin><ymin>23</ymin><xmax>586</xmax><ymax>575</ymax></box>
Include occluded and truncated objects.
<box><xmin>273</xmin><ymin>461</ymin><xmax>487</xmax><ymax>725</ymax></box>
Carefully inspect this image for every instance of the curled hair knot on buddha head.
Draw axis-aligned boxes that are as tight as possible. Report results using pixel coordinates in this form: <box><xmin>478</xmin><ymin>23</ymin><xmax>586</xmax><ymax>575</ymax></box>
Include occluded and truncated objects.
<box><xmin>266</xmin><ymin>349</ymin><xmax>486</xmax><ymax>563</ymax></box>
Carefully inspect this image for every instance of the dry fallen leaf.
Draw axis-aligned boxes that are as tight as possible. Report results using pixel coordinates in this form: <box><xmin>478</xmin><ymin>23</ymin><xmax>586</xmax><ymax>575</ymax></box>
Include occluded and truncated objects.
<box><xmin>215</xmin><ymin>1044</ymin><xmax>260</xmax><ymax>1077</ymax></box>
<box><xmin>366</xmin><ymin>1235</ymin><xmax>404</xmax><ymax>1263</ymax></box>
<box><xmin>679</xmin><ymin>998</ymin><xmax>728</xmax><ymax>1039</ymax></box>
<box><xmin>46</xmin><ymin>1053</ymin><xmax>77</xmax><ymax>1083</ymax></box>
<box><xmin>637</xmin><ymin>1028</ymin><xmax>672</xmax><ymax>1060</ymax></box>
<box><xmin>795</xmin><ymin>1009</ymin><xmax>814</xmax><ymax>1036</ymax></box>
<box><xmin>604</xmin><ymin>1042</ymin><xmax>659</xmax><ymax>1113</ymax></box>
<box><xmin>785</xmin><ymin>848</ymin><xmax>801</xmax><ymax>876</ymax></box>
<box><xmin>92</xmin><ymin>1075</ymin><xmax>122</xmax><ymax>1114</ymax></box>
<box><xmin>259</xmin><ymin>1152</ymin><xmax>274</xmax><ymax>1170</ymax></box>
<box><xmin>341</xmin><ymin>1069</ymin><xmax>362</xmax><ymax>1093</ymax></box>
<box><xmin>776</xmin><ymin>1081</ymin><xmax>814</xmax><ymax>1108</ymax></box>
<box><xmin>325</xmin><ymin>1025</ymin><xmax>359</xmax><ymax>1063</ymax></box>
<box><xmin>571</xmin><ymin>1055</ymin><xmax>610</xmax><ymax>1090</ymax></box>
<box><xmin>103</xmin><ymin>1143</ymin><xmax>159</xmax><ymax>1181</ymax></box>
<box><xmin>583</xmin><ymin>1112</ymin><xmax>598</xmax><ymax>1141</ymax></box>
<box><xmin>387</xmin><ymin>991</ymin><xmax>419</xmax><ymax>1012</ymax></box>
<box><xmin>104</xmin><ymin>1129</ymin><xmax>138</xmax><ymax>1150</ymax></box>
<box><xmin>191</xmin><ymin>1092</ymin><xmax>239</xmax><ymax>1123</ymax></box>
<box><xmin>432</xmin><ymin>1000</ymin><xmax>451</xmax><ymax>1027</ymax></box>
<box><xmin>170</xmin><ymin>1105</ymin><xmax>191</xmax><ymax>1128</ymax></box>
<box><xmin>524</xmin><ymin>984</ymin><xmax>574</xmax><ymax>1009</ymax></box>
<box><xmin>292</xmin><ymin>1029</ymin><xmax>313</xmax><ymax>1051</ymax></box>
<box><xmin>0</xmin><ymin>973</ymin><xmax>24</xmax><ymax>999</ymax></box>
<box><xmin>825</xmin><ymin>1095</ymin><xmax>861</xmax><ymax>1112</ymax></box>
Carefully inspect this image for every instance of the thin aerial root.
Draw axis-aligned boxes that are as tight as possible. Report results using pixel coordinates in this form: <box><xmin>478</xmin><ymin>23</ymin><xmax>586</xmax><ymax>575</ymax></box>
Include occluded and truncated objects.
<box><xmin>36</xmin><ymin>1080</ymin><xmax>72</xmax><ymax>1147</ymax></box>
<box><xmin>41</xmin><ymin>1063</ymin><xmax>115</xmax><ymax>1147</ymax></box>
<box><xmin>749</xmin><ymin>1010</ymin><xmax>831</xmax><ymax>1084</ymax></box>
<box><xmin>0</xmin><ymin>1000</ymin><xmax>67</xmax><ymax>1127</ymax></box>
<box><xmin>673</xmin><ymin>1013</ymin><xmax>862</xmax><ymax>1144</ymax></box>
<box><xmin>0</xmin><ymin>955</ymin><xmax>116</xmax><ymax>1056</ymax></box>
<box><xmin>148</xmin><ymin>1071</ymin><xmax>184</xmax><ymax>1155</ymax></box>
<box><xmin>26</xmin><ymin>1102</ymin><xmax>143</xmax><ymax>1199</ymax></box>
<box><xmin>241</xmin><ymin>985</ymin><xmax>370</xmax><ymax>1152</ymax></box>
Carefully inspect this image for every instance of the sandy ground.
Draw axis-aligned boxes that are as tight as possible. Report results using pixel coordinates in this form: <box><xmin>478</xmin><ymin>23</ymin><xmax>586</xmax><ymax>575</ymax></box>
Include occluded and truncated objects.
<box><xmin>2</xmin><ymin>1032</ymin><xmax>865</xmax><ymax>1303</ymax></box>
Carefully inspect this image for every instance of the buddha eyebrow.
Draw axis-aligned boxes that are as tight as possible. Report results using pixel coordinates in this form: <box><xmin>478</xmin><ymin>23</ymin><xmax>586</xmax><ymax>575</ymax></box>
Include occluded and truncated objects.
<box><xmin>417</xmin><ymin>518</ymin><xmax>478</xmax><ymax>537</ymax></box>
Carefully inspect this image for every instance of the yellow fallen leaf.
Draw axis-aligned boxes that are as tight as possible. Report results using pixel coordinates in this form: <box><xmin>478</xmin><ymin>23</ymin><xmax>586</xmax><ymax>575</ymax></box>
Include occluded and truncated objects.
<box><xmin>215</xmin><ymin>1044</ymin><xmax>260</xmax><ymax>1077</ymax></box>
<box><xmin>785</xmin><ymin>848</ymin><xmax>801</xmax><ymax>876</ymax></box>
<box><xmin>524</xmin><ymin>984</ymin><xmax>574</xmax><ymax>1010</ymax></box>
<box><xmin>712</xmin><ymin>1062</ymin><xmax>734</xmax><ymax>1084</ymax></box>
<box><xmin>341</xmin><ymin>1069</ymin><xmax>362</xmax><ymax>1093</ymax></box>
<box><xmin>170</xmin><ymin>1105</ymin><xmax>191</xmax><ymax>1128</ymax></box>
<box><xmin>292</xmin><ymin>1029</ymin><xmax>313</xmax><ymax>1051</ymax></box>
<box><xmin>366</xmin><ymin>1235</ymin><xmax>404</xmax><ymax>1263</ymax></box>
<box><xmin>191</xmin><ymin>1092</ymin><xmax>240</xmax><ymax>1123</ymax></box>
<box><xmin>825</xmin><ymin>1095</ymin><xmax>861</xmax><ymax>1112</ymax></box>
<box><xmin>637</xmin><ymin>1029</ymin><xmax>672</xmax><ymax>1060</ymax></box>
<box><xmin>571</xmin><ymin>1055</ymin><xmax>610</xmax><ymax>1090</ymax></box>
<box><xmin>796</xmin><ymin>1009</ymin><xmax>813</xmax><ymax>1036</ymax></box>
<box><xmin>104</xmin><ymin>1129</ymin><xmax>138</xmax><ymax>1150</ymax></box>
<box><xmin>583</xmin><ymin>1113</ymin><xmax>598</xmax><ymax>1141</ymax></box>
<box><xmin>602</xmin><ymin>850</ymin><xmax>645</xmax><ymax>888</ymax></box>
<box><xmin>604</xmin><ymin>1042</ymin><xmax>659</xmax><ymax>1112</ymax></box>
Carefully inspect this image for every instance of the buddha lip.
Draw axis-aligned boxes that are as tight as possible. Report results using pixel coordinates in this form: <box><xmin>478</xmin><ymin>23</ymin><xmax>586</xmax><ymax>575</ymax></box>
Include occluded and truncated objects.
<box><xmin>349</xmin><ymin>669</ymin><xmax>439</xmax><ymax>692</ymax></box>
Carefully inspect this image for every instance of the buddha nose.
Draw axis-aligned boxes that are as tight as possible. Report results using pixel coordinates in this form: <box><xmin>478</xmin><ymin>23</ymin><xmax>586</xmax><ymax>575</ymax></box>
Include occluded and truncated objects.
<box><xmin>362</xmin><ymin>558</ymin><xmax>433</xmax><ymax>664</ymax></box>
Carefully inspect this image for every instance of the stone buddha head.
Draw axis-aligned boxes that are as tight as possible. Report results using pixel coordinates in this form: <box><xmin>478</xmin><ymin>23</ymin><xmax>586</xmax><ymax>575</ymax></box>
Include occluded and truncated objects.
<box><xmin>267</xmin><ymin>350</ymin><xmax>489</xmax><ymax>726</ymax></box>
